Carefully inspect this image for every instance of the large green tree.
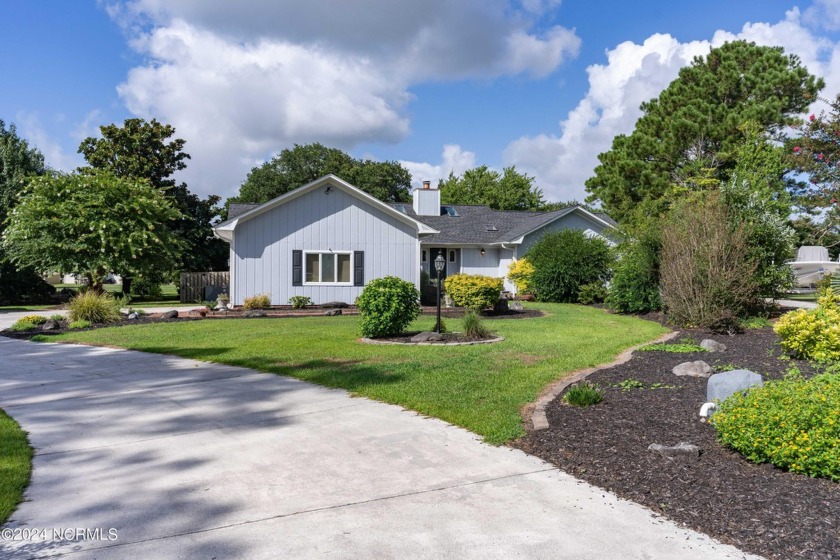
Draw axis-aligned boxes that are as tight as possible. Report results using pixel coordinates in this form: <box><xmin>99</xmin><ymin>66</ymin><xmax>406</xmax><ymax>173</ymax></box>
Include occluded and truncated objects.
<box><xmin>585</xmin><ymin>41</ymin><xmax>823</xmax><ymax>223</ymax></box>
<box><xmin>0</xmin><ymin>120</ymin><xmax>54</xmax><ymax>305</ymax></box>
<box><xmin>440</xmin><ymin>165</ymin><xmax>544</xmax><ymax>210</ymax></box>
<box><xmin>3</xmin><ymin>171</ymin><xmax>184</xmax><ymax>292</ymax></box>
<box><xmin>79</xmin><ymin>118</ymin><xmax>227</xmax><ymax>287</ymax></box>
<box><xmin>230</xmin><ymin>143</ymin><xmax>412</xmax><ymax>207</ymax></box>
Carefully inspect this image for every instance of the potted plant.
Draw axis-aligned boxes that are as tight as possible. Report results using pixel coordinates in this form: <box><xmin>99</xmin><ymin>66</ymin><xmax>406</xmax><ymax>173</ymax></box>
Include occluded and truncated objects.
<box><xmin>216</xmin><ymin>292</ymin><xmax>230</xmax><ymax>308</ymax></box>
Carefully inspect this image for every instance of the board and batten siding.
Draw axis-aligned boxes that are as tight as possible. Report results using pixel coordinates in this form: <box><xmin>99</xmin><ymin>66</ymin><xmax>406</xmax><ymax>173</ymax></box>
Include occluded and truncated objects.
<box><xmin>518</xmin><ymin>212</ymin><xmax>614</xmax><ymax>255</ymax></box>
<box><xmin>230</xmin><ymin>186</ymin><xmax>418</xmax><ymax>305</ymax></box>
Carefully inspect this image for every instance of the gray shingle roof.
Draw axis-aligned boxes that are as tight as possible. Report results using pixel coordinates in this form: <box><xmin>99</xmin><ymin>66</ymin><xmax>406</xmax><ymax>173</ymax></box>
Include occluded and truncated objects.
<box><xmin>228</xmin><ymin>203</ymin><xmax>260</xmax><ymax>219</ymax></box>
<box><xmin>392</xmin><ymin>204</ymin><xmax>587</xmax><ymax>244</ymax></box>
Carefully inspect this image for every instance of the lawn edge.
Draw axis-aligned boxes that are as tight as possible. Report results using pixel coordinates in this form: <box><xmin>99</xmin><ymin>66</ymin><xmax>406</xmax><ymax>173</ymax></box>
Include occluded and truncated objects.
<box><xmin>0</xmin><ymin>408</ymin><xmax>34</xmax><ymax>525</ymax></box>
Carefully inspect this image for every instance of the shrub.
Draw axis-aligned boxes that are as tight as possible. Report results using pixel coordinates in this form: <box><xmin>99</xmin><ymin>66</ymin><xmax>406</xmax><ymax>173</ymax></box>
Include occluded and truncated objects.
<box><xmin>526</xmin><ymin>229</ymin><xmax>613</xmax><ymax>303</ymax></box>
<box><xmin>356</xmin><ymin>276</ymin><xmax>421</xmax><ymax>338</ymax></box>
<box><xmin>243</xmin><ymin>293</ymin><xmax>271</xmax><ymax>310</ymax></box>
<box><xmin>49</xmin><ymin>314</ymin><xmax>65</xmax><ymax>322</ymax></box>
<box><xmin>129</xmin><ymin>274</ymin><xmax>163</xmax><ymax>300</ymax></box>
<box><xmin>18</xmin><ymin>315</ymin><xmax>47</xmax><ymax>325</ymax></box>
<box><xmin>68</xmin><ymin>320</ymin><xmax>91</xmax><ymax>330</ymax></box>
<box><xmin>10</xmin><ymin>320</ymin><xmax>38</xmax><ymax>332</ymax></box>
<box><xmin>577</xmin><ymin>282</ymin><xmax>607</xmax><ymax>305</ymax></box>
<box><xmin>713</xmin><ymin>372</ymin><xmax>840</xmax><ymax>481</ymax></box>
<box><xmin>444</xmin><ymin>274</ymin><xmax>503</xmax><ymax>311</ymax></box>
<box><xmin>506</xmin><ymin>257</ymin><xmax>534</xmax><ymax>294</ymax></box>
<box><xmin>606</xmin><ymin>223</ymin><xmax>661</xmax><ymax>313</ymax></box>
<box><xmin>563</xmin><ymin>381</ymin><xmax>603</xmax><ymax>406</ymax></box>
<box><xmin>68</xmin><ymin>291</ymin><xmax>121</xmax><ymax>323</ymax></box>
<box><xmin>660</xmin><ymin>193</ymin><xmax>758</xmax><ymax>329</ymax></box>
<box><xmin>289</xmin><ymin>295</ymin><xmax>313</xmax><ymax>309</ymax></box>
<box><xmin>740</xmin><ymin>316</ymin><xmax>771</xmax><ymax>330</ymax></box>
<box><xmin>462</xmin><ymin>310</ymin><xmax>491</xmax><ymax>340</ymax></box>
<box><xmin>774</xmin><ymin>289</ymin><xmax>840</xmax><ymax>362</ymax></box>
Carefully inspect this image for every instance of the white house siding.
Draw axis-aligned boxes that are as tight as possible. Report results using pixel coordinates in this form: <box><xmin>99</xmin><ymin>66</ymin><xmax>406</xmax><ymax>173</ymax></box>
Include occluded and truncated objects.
<box><xmin>497</xmin><ymin>248</ymin><xmax>515</xmax><ymax>292</ymax></box>
<box><xmin>231</xmin><ymin>187</ymin><xmax>418</xmax><ymax>305</ymax></box>
<box><xmin>460</xmin><ymin>247</ymin><xmax>500</xmax><ymax>276</ymax></box>
<box><xmin>518</xmin><ymin>212</ymin><xmax>613</xmax><ymax>255</ymax></box>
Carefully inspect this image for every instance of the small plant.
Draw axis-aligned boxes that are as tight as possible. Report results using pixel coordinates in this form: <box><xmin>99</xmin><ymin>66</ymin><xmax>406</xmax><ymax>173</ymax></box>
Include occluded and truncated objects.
<box><xmin>356</xmin><ymin>276</ymin><xmax>420</xmax><ymax>338</ymax></box>
<box><xmin>740</xmin><ymin>316</ymin><xmax>771</xmax><ymax>329</ymax></box>
<box><xmin>68</xmin><ymin>291</ymin><xmax>121</xmax><ymax>323</ymax></box>
<box><xmin>615</xmin><ymin>378</ymin><xmax>645</xmax><ymax>390</ymax></box>
<box><xmin>67</xmin><ymin>320</ymin><xmax>92</xmax><ymax>330</ymax></box>
<box><xmin>289</xmin><ymin>295</ymin><xmax>313</xmax><ymax>309</ymax></box>
<box><xmin>18</xmin><ymin>315</ymin><xmax>48</xmax><ymax>325</ymax></box>
<box><xmin>714</xmin><ymin>363</ymin><xmax>739</xmax><ymax>372</ymax></box>
<box><xmin>444</xmin><ymin>274</ymin><xmax>504</xmax><ymax>311</ymax></box>
<box><xmin>638</xmin><ymin>342</ymin><xmax>706</xmax><ymax>353</ymax></box>
<box><xmin>577</xmin><ymin>282</ymin><xmax>608</xmax><ymax>305</ymax></box>
<box><xmin>49</xmin><ymin>314</ymin><xmax>65</xmax><ymax>322</ymax></box>
<box><xmin>243</xmin><ymin>293</ymin><xmax>271</xmax><ymax>310</ymax></box>
<box><xmin>462</xmin><ymin>310</ymin><xmax>491</xmax><ymax>340</ymax></box>
<box><xmin>563</xmin><ymin>381</ymin><xmax>603</xmax><ymax>406</ymax></box>
<box><xmin>775</xmin><ymin>289</ymin><xmax>840</xmax><ymax>362</ymax></box>
<box><xmin>10</xmin><ymin>320</ymin><xmax>38</xmax><ymax>332</ymax></box>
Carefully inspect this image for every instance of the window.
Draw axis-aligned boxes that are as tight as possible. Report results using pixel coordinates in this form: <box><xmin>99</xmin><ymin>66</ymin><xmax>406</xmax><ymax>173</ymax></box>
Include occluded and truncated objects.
<box><xmin>449</xmin><ymin>250</ymin><xmax>456</xmax><ymax>262</ymax></box>
<box><xmin>304</xmin><ymin>252</ymin><xmax>352</xmax><ymax>284</ymax></box>
<box><xmin>422</xmin><ymin>250</ymin><xmax>427</xmax><ymax>262</ymax></box>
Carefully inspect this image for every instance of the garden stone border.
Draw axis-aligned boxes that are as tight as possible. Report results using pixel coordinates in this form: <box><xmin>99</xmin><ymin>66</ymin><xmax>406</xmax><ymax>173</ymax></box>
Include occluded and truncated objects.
<box><xmin>524</xmin><ymin>330</ymin><xmax>679</xmax><ymax>431</ymax></box>
<box><xmin>360</xmin><ymin>335</ymin><xmax>505</xmax><ymax>346</ymax></box>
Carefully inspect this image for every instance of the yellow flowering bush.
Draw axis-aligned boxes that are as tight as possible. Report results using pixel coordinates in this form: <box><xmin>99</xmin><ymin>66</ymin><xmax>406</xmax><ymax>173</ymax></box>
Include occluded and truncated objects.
<box><xmin>774</xmin><ymin>288</ymin><xmax>840</xmax><ymax>362</ymax></box>
<box><xmin>713</xmin><ymin>372</ymin><xmax>840</xmax><ymax>481</ymax></box>
<box><xmin>444</xmin><ymin>273</ymin><xmax>503</xmax><ymax>311</ymax></box>
<box><xmin>506</xmin><ymin>257</ymin><xmax>534</xmax><ymax>293</ymax></box>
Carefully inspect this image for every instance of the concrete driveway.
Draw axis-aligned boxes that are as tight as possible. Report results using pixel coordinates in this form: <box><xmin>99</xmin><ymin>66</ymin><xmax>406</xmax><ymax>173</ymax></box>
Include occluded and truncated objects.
<box><xmin>0</xmin><ymin>330</ymin><xmax>758</xmax><ymax>559</ymax></box>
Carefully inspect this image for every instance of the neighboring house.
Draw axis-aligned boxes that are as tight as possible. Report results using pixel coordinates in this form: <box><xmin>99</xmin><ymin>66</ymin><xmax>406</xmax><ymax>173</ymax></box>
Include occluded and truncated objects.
<box><xmin>214</xmin><ymin>174</ymin><xmax>616</xmax><ymax>306</ymax></box>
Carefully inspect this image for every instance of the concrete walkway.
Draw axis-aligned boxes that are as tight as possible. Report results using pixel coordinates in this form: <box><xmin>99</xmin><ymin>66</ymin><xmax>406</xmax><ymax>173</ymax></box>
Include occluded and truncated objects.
<box><xmin>0</xmin><ymin>334</ymin><xmax>758</xmax><ymax>559</ymax></box>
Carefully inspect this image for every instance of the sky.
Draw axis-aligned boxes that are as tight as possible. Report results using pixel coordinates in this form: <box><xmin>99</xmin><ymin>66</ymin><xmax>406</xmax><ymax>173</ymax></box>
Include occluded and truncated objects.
<box><xmin>5</xmin><ymin>0</ymin><xmax>840</xmax><ymax>204</ymax></box>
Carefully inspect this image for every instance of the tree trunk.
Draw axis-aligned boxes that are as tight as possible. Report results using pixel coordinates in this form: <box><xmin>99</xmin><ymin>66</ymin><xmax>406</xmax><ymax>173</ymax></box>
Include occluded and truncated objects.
<box><xmin>122</xmin><ymin>276</ymin><xmax>133</xmax><ymax>300</ymax></box>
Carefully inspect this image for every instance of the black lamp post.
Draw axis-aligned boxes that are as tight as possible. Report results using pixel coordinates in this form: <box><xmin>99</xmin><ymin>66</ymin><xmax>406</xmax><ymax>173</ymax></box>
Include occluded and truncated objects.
<box><xmin>434</xmin><ymin>251</ymin><xmax>445</xmax><ymax>333</ymax></box>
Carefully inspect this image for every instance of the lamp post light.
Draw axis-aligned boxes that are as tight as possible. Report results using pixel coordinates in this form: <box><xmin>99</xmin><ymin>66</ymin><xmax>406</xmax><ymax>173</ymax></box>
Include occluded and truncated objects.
<box><xmin>434</xmin><ymin>251</ymin><xmax>446</xmax><ymax>334</ymax></box>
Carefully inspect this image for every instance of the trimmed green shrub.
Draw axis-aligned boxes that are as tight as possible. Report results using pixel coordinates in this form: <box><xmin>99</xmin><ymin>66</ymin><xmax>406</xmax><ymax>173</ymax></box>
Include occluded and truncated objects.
<box><xmin>129</xmin><ymin>274</ymin><xmax>164</xmax><ymax>300</ymax></box>
<box><xmin>17</xmin><ymin>315</ymin><xmax>47</xmax><ymax>325</ymax></box>
<box><xmin>606</xmin><ymin>228</ymin><xmax>661</xmax><ymax>313</ymax></box>
<box><xmin>506</xmin><ymin>257</ymin><xmax>534</xmax><ymax>294</ymax></box>
<box><xmin>68</xmin><ymin>291</ymin><xmax>121</xmax><ymax>323</ymax></box>
<box><xmin>68</xmin><ymin>320</ymin><xmax>91</xmax><ymax>330</ymax></box>
<box><xmin>289</xmin><ymin>295</ymin><xmax>313</xmax><ymax>309</ymax></box>
<box><xmin>526</xmin><ymin>229</ymin><xmax>613</xmax><ymax>303</ymax></box>
<box><xmin>462</xmin><ymin>310</ymin><xmax>491</xmax><ymax>340</ymax></box>
<box><xmin>10</xmin><ymin>320</ymin><xmax>38</xmax><ymax>332</ymax></box>
<box><xmin>774</xmin><ymin>289</ymin><xmax>840</xmax><ymax>362</ymax></box>
<box><xmin>356</xmin><ymin>276</ymin><xmax>420</xmax><ymax>338</ymax></box>
<box><xmin>243</xmin><ymin>293</ymin><xmax>271</xmax><ymax>310</ymax></box>
<box><xmin>563</xmin><ymin>381</ymin><xmax>603</xmax><ymax>406</ymax></box>
<box><xmin>713</xmin><ymin>372</ymin><xmax>840</xmax><ymax>481</ymax></box>
<box><xmin>577</xmin><ymin>282</ymin><xmax>607</xmax><ymax>305</ymax></box>
<box><xmin>444</xmin><ymin>273</ymin><xmax>503</xmax><ymax>311</ymax></box>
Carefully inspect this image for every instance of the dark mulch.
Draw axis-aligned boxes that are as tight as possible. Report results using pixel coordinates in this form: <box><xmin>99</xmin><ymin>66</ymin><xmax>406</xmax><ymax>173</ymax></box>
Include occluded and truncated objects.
<box><xmin>514</xmin><ymin>327</ymin><xmax>839</xmax><ymax>560</ymax></box>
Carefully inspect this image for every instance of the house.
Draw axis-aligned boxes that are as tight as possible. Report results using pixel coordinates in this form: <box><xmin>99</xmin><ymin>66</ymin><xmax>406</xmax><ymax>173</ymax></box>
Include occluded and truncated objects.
<box><xmin>213</xmin><ymin>174</ymin><xmax>616</xmax><ymax>306</ymax></box>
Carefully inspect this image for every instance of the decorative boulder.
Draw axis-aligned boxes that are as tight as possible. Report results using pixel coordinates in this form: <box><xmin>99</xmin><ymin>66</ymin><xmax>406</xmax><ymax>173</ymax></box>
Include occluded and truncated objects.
<box><xmin>243</xmin><ymin>310</ymin><xmax>267</xmax><ymax>318</ymax></box>
<box><xmin>509</xmin><ymin>301</ymin><xmax>524</xmax><ymax>311</ymax></box>
<box><xmin>648</xmin><ymin>442</ymin><xmax>701</xmax><ymax>461</ymax></box>
<box><xmin>41</xmin><ymin>319</ymin><xmax>60</xmax><ymax>331</ymax></box>
<box><xmin>707</xmin><ymin>369</ymin><xmax>763</xmax><ymax>403</ymax></box>
<box><xmin>673</xmin><ymin>360</ymin><xmax>712</xmax><ymax>378</ymax></box>
<box><xmin>324</xmin><ymin>309</ymin><xmax>342</xmax><ymax>316</ymax></box>
<box><xmin>127</xmin><ymin>312</ymin><xmax>140</xmax><ymax>320</ymax></box>
<box><xmin>160</xmin><ymin>310</ymin><xmax>179</xmax><ymax>319</ymax></box>
<box><xmin>410</xmin><ymin>331</ymin><xmax>445</xmax><ymax>343</ymax></box>
<box><xmin>321</xmin><ymin>301</ymin><xmax>349</xmax><ymax>309</ymax></box>
<box><xmin>700</xmin><ymin>339</ymin><xmax>727</xmax><ymax>352</ymax></box>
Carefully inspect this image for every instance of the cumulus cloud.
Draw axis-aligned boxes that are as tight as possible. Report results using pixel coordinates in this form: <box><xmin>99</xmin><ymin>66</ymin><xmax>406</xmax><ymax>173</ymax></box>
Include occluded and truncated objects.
<box><xmin>504</xmin><ymin>9</ymin><xmax>840</xmax><ymax>204</ymax></box>
<box><xmin>804</xmin><ymin>0</ymin><xmax>840</xmax><ymax>31</ymax></box>
<box><xmin>109</xmin><ymin>1</ymin><xmax>580</xmax><ymax>198</ymax></box>
<box><xmin>400</xmin><ymin>145</ymin><xmax>477</xmax><ymax>188</ymax></box>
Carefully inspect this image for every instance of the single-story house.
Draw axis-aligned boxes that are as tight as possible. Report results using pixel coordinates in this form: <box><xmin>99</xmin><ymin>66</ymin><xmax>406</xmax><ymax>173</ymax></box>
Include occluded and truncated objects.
<box><xmin>213</xmin><ymin>174</ymin><xmax>616</xmax><ymax>306</ymax></box>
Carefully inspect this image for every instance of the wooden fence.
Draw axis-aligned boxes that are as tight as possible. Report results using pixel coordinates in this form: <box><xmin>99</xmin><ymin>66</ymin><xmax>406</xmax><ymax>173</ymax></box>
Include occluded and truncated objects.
<box><xmin>180</xmin><ymin>272</ymin><xmax>230</xmax><ymax>303</ymax></box>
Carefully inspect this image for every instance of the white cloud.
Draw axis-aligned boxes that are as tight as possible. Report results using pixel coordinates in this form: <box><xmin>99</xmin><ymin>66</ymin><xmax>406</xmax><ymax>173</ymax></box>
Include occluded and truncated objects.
<box><xmin>400</xmin><ymin>145</ymin><xmax>477</xmax><ymax>188</ymax></box>
<box><xmin>109</xmin><ymin>1</ymin><xmax>580</xmax><ymax>198</ymax></box>
<box><xmin>504</xmin><ymin>9</ymin><xmax>840</xmax><ymax>204</ymax></box>
<box><xmin>804</xmin><ymin>0</ymin><xmax>840</xmax><ymax>31</ymax></box>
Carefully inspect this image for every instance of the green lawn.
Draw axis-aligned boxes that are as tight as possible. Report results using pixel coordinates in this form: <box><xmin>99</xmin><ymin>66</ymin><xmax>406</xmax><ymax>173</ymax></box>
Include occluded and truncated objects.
<box><xmin>43</xmin><ymin>304</ymin><xmax>668</xmax><ymax>444</ymax></box>
<box><xmin>0</xmin><ymin>410</ymin><xmax>32</xmax><ymax>524</ymax></box>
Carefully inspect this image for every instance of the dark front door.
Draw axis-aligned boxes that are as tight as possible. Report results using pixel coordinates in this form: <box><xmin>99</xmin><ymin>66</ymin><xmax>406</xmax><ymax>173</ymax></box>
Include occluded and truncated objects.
<box><xmin>430</xmin><ymin>248</ymin><xmax>447</xmax><ymax>282</ymax></box>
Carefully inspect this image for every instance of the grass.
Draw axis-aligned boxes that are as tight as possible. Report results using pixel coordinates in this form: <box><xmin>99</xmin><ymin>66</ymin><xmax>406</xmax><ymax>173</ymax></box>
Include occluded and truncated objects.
<box><xmin>639</xmin><ymin>342</ymin><xmax>706</xmax><ymax>353</ymax></box>
<box><xmin>0</xmin><ymin>409</ymin><xmax>32</xmax><ymax>524</ymax></box>
<box><xmin>40</xmin><ymin>303</ymin><xmax>668</xmax><ymax>444</ymax></box>
<box><xmin>0</xmin><ymin>305</ymin><xmax>58</xmax><ymax>312</ymax></box>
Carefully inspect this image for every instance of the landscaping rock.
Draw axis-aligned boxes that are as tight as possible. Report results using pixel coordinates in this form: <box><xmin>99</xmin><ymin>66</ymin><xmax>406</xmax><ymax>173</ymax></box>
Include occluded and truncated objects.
<box><xmin>509</xmin><ymin>301</ymin><xmax>524</xmax><ymax>311</ymax></box>
<box><xmin>243</xmin><ymin>310</ymin><xmax>267</xmax><ymax>318</ymax></box>
<box><xmin>410</xmin><ymin>331</ymin><xmax>445</xmax><ymax>343</ymax></box>
<box><xmin>324</xmin><ymin>309</ymin><xmax>342</xmax><ymax>316</ymax></box>
<box><xmin>321</xmin><ymin>301</ymin><xmax>349</xmax><ymax>309</ymax></box>
<box><xmin>707</xmin><ymin>369</ymin><xmax>763</xmax><ymax>402</ymax></box>
<box><xmin>127</xmin><ymin>312</ymin><xmax>140</xmax><ymax>320</ymax></box>
<box><xmin>648</xmin><ymin>442</ymin><xmax>701</xmax><ymax>461</ymax></box>
<box><xmin>672</xmin><ymin>360</ymin><xmax>712</xmax><ymax>377</ymax></box>
<box><xmin>41</xmin><ymin>319</ymin><xmax>60</xmax><ymax>331</ymax></box>
<box><xmin>160</xmin><ymin>310</ymin><xmax>179</xmax><ymax>319</ymax></box>
<box><xmin>700</xmin><ymin>339</ymin><xmax>727</xmax><ymax>352</ymax></box>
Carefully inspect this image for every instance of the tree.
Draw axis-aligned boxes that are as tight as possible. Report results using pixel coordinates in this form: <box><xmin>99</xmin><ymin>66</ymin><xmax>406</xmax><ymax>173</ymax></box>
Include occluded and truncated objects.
<box><xmin>3</xmin><ymin>171</ymin><xmax>184</xmax><ymax>292</ymax></box>
<box><xmin>440</xmin><ymin>166</ymin><xmax>544</xmax><ymax>210</ymax></box>
<box><xmin>0</xmin><ymin>120</ymin><xmax>53</xmax><ymax>305</ymax></box>
<box><xmin>585</xmin><ymin>41</ymin><xmax>823</xmax><ymax>223</ymax></box>
<box><xmin>230</xmin><ymin>143</ymin><xmax>412</xmax><ymax>206</ymax></box>
<box><xmin>79</xmin><ymin>118</ymin><xmax>226</xmax><ymax>292</ymax></box>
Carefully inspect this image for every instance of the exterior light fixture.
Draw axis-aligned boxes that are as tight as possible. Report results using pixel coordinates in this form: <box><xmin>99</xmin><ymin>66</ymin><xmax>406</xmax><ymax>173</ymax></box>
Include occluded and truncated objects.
<box><xmin>480</xmin><ymin>248</ymin><xmax>485</xmax><ymax>256</ymax></box>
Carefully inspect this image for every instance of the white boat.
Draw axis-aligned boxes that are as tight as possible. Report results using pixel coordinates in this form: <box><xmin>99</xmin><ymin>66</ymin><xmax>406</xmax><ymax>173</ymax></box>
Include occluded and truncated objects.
<box><xmin>788</xmin><ymin>246</ymin><xmax>840</xmax><ymax>288</ymax></box>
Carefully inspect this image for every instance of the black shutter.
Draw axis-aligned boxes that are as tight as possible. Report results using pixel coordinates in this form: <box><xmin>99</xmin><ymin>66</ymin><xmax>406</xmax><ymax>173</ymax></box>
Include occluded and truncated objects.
<box><xmin>353</xmin><ymin>251</ymin><xmax>364</xmax><ymax>286</ymax></box>
<box><xmin>292</xmin><ymin>250</ymin><xmax>302</xmax><ymax>286</ymax></box>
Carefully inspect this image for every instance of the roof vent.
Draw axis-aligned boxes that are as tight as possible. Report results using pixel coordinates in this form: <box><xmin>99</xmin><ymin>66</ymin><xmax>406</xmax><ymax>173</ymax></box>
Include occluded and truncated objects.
<box><xmin>441</xmin><ymin>206</ymin><xmax>460</xmax><ymax>217</ymax></box>
<box><xmin>485</xmin><ymin>224</ymin><xmax>498</xmax><ymax>231</ymax></box>
<box><xmin>395</xmin><ymin>205</ymin><xmax>408</xmax><ymax>214</ymax></box>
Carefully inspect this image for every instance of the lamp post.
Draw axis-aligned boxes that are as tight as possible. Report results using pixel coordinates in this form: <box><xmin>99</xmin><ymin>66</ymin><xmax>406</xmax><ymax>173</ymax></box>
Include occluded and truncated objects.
<box><xmin>434</xmin><ymin>251</ymin><xmax>445</xmax><ymax>333</ymax></box>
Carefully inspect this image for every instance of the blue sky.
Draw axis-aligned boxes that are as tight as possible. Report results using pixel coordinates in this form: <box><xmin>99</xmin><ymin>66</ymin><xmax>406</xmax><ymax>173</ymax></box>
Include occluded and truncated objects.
<box><xmin>3</xmin><ymin>1</ymin><xmax>840</xmax><ymax>203</ymax></box>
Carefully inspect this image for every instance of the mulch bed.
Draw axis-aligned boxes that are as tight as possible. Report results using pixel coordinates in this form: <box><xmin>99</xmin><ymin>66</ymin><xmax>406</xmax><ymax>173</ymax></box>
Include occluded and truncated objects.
<box><xmin>514</xmin><ymin>326</ymin><xmax>839</xmax><ymax>560</ymax></box>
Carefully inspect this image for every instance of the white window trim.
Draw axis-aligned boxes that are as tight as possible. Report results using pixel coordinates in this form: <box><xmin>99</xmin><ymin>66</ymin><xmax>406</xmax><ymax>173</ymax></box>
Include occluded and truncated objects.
<box><xmin>303</xmin><ymin>250</ymin><xmax>353</xmax><ymax>286</ymax></box>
